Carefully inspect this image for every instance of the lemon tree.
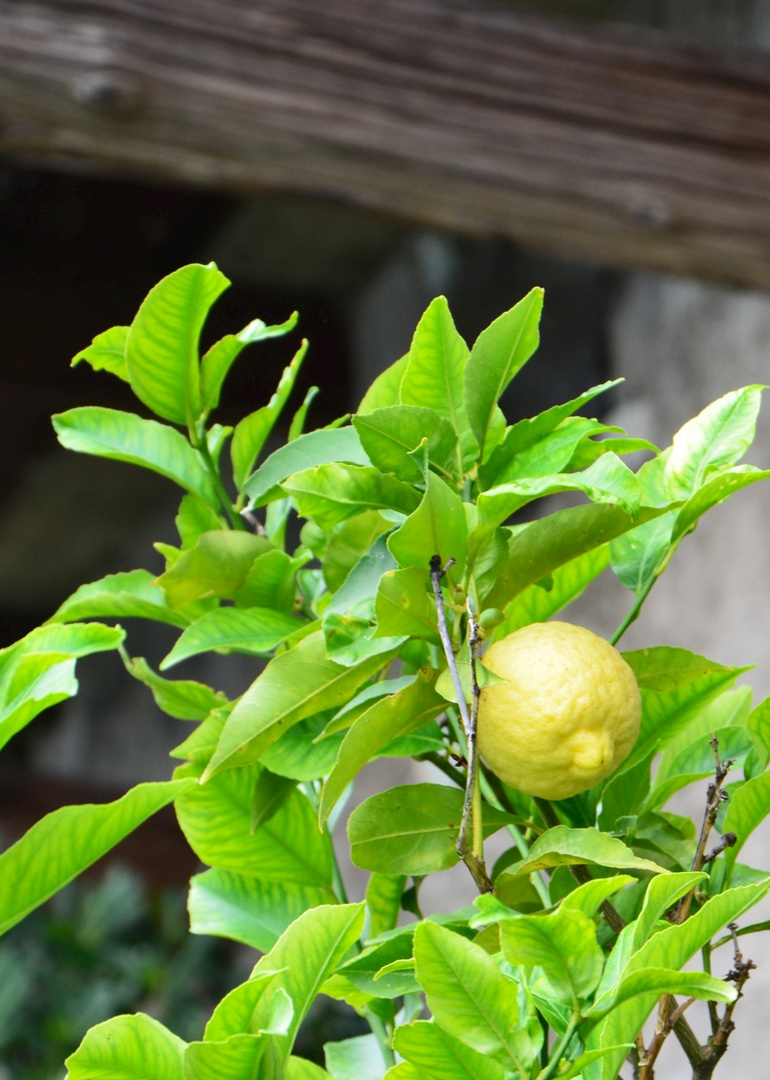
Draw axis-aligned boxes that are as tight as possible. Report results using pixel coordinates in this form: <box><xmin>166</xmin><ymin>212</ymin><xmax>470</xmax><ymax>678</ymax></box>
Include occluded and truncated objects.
<box><xmin>1</xmin><ymin>266</ymin><xmax>769</xmax><ymax>1079</ymax></box>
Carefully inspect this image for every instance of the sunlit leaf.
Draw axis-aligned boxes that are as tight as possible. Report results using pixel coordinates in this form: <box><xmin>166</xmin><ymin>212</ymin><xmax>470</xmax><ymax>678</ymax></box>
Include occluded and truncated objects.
<box><xmin>244</xmin><ymin>427</ymin><xmax>371</xmax><ymax>506</ymax></box>
<box><xmin>161</xmin><ymin>607</ymin><xmax>301</xmax><ymax>668</ymax></box>
<box><xmin>201</xmin><ymin>311</ymin><xmax>298</xmax><ymax>415</ymax></box>
<box><xmin>71</xmin><ymin>324</ymin><xmax>130</xmax><ymax>382</ymax></box>
<box><xmin>64</xmin><ymin>1012</ymin><xmax>185</xmax><ymax>1079</ymax></box>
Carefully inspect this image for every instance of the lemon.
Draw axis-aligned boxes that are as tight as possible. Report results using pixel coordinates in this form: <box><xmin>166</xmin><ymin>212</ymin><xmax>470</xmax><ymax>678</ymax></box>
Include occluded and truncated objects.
<box><xmin>477</xmin><ymin>621</ymin><xmax>641</xmax><ymax>800</ymax></box>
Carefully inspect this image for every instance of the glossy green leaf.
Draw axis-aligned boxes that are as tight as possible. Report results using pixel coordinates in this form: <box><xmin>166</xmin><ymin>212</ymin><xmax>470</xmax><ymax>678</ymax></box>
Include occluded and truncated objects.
<box><xmin>183</xmin><ymin>1034</ymin><xmax>278</xmax><ymax>1080</ymax></box>
<box><xmin>320</xmin><ymin>669</ymin><xmax>445</xmax><ymax>823</ymax></box>
<box><xmin>244</xmin><ymin>427</ymin><xmax>371</xmax><ymax>506</ymax></box>
<box><xmin>480</xmin><ymin>415</ymin><xmax>610</xmax><ymax>490</ymax></box>
<box><xmin>365</xmin><ymin>873</ymin><xmax>407</xmax><ymax>941</ymax></box>
<box><xmin>322</xmin><ymin>511</ymin><xmax>393</xmax><ymax>593</ymax></box>
<box><xmin>493</xmin><ymin>546</ymin><xmax>610</xmax><ymax>639</ymax></box>
<box><xmin>485</xmin><ymin>503</ymin><xmax>671</xmax><ymax>611</ymax></box>
<box><xmin>413</xmin><ymin>923</ymin><xmax>531</xmax><ymax>1072</ymax></box>
<box><xmin>284</xmin><ymin>464</ymin><xmax>420</xmax><ymax>530</ymax></box>
<box><xmin>388</xmin><ymin>473</ymin><xmax>467</xmax><ymax>586</ymax></box>
<box><xmin>353</xmin><ymin>406</ymin><xmax>459</xmax><ymax>483</ymax></box>
<box><xmin>251</xmin><ymin>768</ymin><xmax>298</xmax><ymax>830</ymax></box>
<box><xmin>248</xmin><ymin>903</ymin><xmax>366</xmax><ymax>1059</ymax></box>
<box><xmin>623</xmin><ymin>646</ymin><xmax>734</xmax><ymax>692</ymax></box>
<box><xmin>161</xmin><ymin>606</ymin><xmax>301</xmax><ymax>668</ymax></box>
<box><xmin>0</xmin><ymin>622</ymin><xmax>125</xmax><ymax>751</ymax></box>
<box><xmin>479</xmin><ymin>380</ymin><xmax>621</xmax><ymax>488</ymax></box>
<box><xmin>558</xmin><ymin>875</ymin><xmax>636</xmax><ymax>919</ymax></box>
<box><xmin>261</xmin><ymin>714</ymin><xmax>345</xmax><ymax>781</ymax></box>
<box><xmin>231</xmin><ymin>339</ymin><xmax>308</xmax><ymax>491</ymax></box>
<box><xmin>125</xmin><ymin>655</ymin><xmax>227</xmax><ymax>719</ymax></box>
<box><xmin>287</xmin><ymin>1058</ymin><xmax>334</xmax><ymax>1080</ymax></box>
<box><xmin>723</xmin><ymin>770</ymin><xmax>770</xmax><ymax>883</ymax></box>
<box><xmin>748</xmin><ymin>695</ymin><xmax>770</xmax><ymax>769</ymax></box>
<box><xmin>464</xmin><ymin>288</ymin><xmax>543</xmax><ymax>457</ymax></box>
<box><xmin>321</xmin><ymin>676</ymin><xmax>416</xmax><ymax>738</ymax></box>
<box><xmin>665</xmin><ymin>385</ymin><xmax>765</xmax><ymax>499</ymax></box>
<box><xmin>201</xmin><ymin>311</ymin><xmax>298</xmax><ymax>415</ymax></box>
<box><xmin>48</xmin><ymin>569</ymin><xmax>189</xmax><ymax>628</ymax></box>
<box><xmin>64</xmin><ymin>1012</ymin><xmax>185</xmax><ymax>1079</ymax></box>
<box><xmin>374</xmin><ymin>568</ymin><xmax>441</xmax><ymax>644</ymax></box>
<box><xmin>189</xmin><ymin>868</ymin><xmax>331</xmax><ymax>952</ymax></box>
<box><xmin>672</xmin><ymin>464</ymin><xmax>770</xmax><ymax>543</ymax></box>
<box><xmin>348</xmin><ymin>784</ymin><xmax>513</xmax><ymax>875</ymax></box>
<box><xmin>324</xmin><ymin>1034</ymin><xmax>387</xmax><ymax>1080</ymax></box>
<box><xmin>176</xmin><ymin>764</ymin><xmax>335</xmax><ymax>891</ymax></box>
<box><xmin>496</xmin><ymin>905</ymin><xmax>604</xmax><ymax>1006</ymax></box>
<box><xmin>510</xmin><ymin>826</ymin><xmax>666</xmax><ymax>878</ymax></box>
<box><xmin>399</xmin><ymin>296</ymin><xmax>476</xmax><ymax>474</ymax></box>
<box><xmin>0</xmin><ymin>779</ymin><xmax>192</xmax><ymax>936</ymax></box>
<box><xmin>52</xmin><ymin>407</ymin><xmax>218</xmax><ymax>505</ymax></box>
<box><xmin>155</xmin><ymin>530</ymin><xmax>273</xmax><ymax>608</ymax></box>
<box><xmin>477</xmin><ymin>453</ymin><xmax>641</xmax><ymax>539</ymax></box>
<box><xmin>390</xmin><ymin>1021</ymin><xmax>508</xmax><ymax>1080</ymax></box>
<box><xmin>630</xmin><ymin>872</ymin><xmax>707</xmax><ymax>952</ymax></box>
<box><xmin>126</xmin><ymin>262</ymin><xmax>229</xmax><ymax>426</ymax></box>
<box><xmin>322</xmin><ymin>532</ymin><xmax>399</xmax><ymax>659</ymax></box>
<box><xmin>71</xmin><ymin>324</ymin><xmax>130</xmax><ymax>382</ymax></box>
<box><xmin>203</xmin><ymin>631</ymin><xmax>390</xmax><ymax>777</ymax></box>
<box><xmin>235</xmin><ymin>548</ymin><xmax>308</xmax><ymax>612</ymax></box>
<box><xmin>358</xmin><ymin>355</ymin><xmax>409</xmax><ymax>414</ymax></box>
<box><xmin>176</xmin><ymin>493</ymin><xmax>226</xmax><ymax>549</ymax></box>
<box><xmin>587</xmin><ymin>967</ymin><xmax>736</xmax><ymax>1020</ymax></box>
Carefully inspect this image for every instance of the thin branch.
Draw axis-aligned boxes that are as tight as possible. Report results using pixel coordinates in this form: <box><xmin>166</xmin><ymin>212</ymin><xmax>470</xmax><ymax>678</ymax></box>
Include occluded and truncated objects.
<box><xmin>429</xmin><ymin>555</ymin><xmax>492</xmax><ymax>893</ymax></box>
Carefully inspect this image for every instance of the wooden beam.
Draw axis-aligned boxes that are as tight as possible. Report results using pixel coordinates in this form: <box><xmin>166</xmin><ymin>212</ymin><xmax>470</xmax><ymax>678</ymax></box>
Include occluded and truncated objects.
<box><xmin>3</xmin><ymin>0</ymin><xmax>770</xmax><ymax>288</ymax></box>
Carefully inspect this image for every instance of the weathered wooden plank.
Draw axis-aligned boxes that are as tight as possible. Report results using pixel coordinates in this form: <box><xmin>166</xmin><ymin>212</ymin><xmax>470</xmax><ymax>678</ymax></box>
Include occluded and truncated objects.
<box><xmin>3</xmin><ymin>0</ymin><xmax>770</xmax><ymax>286</ymax></box>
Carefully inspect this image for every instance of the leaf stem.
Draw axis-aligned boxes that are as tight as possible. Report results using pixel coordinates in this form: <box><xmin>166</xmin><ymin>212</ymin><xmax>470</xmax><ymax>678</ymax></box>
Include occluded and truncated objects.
<box><xmin>536</xmin><ymin>1012</ymin><xmax>580</xmax><ymax>1080</ymax></box>
<box><xmin>197</xmin><ymin>440</ymin><xmax>243</xmax><ymax>530</ymax></box>
<box><xmin>610</xmin><ymin>574</ymin><xmax>655</xmax><ymax>646</ymax></box>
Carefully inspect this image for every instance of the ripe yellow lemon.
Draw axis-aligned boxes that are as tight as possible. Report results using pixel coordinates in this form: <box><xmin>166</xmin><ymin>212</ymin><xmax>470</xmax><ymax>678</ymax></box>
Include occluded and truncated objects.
<box><xmin>477</xmin><ymin>621</ymin><xmax>641</xmax><ymax>800</ymax></box>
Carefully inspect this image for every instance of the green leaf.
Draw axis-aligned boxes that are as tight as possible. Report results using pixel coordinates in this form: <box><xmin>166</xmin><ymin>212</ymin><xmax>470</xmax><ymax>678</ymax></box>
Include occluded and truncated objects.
<box><xmin>464</xmin><ymin>289</ymin><xmax>543</xmax><ymax>457</ymax></box>
<box><xmin>52</xmin><ymin>407</ymin><xmax>218</xmax><ymax>505</ymax></box>
<box><xmin>250</xmin><ymin>768</ymin><xmax>297</xmax><ymax>830</ymax></box>
<box><xmin>629</xmin><ymin>872</ymin><xmax>708</xmax><ymax>952</ymax></box>
<box><xmin>64</xmin><ymin>1012</ymin><xmax>185</xmax><ymax>1079</ymax></box>
<box><xmin>0</xmin><ymin>779</ymin><xmax>192</xmax><ymax>936</ymax></box>
<box><xmin>287</xmin><ymin>1059</ymin><xmax>334</xmax><ymax>1080</ymax></box>
<box><xmin>353</xmin><ymin>406</ymin><xmax>459</xmax><ymax>483</ymax></box>
<box><xmin>289</xmin><ymin>385</ymin><xmax>320</xmax><ymax>442</ymax></box>
<box><xmin>125</xmin><ymin>262</ymin><xmax>228</xmax><ymax>426</ymax></box>
<box><xmin>47</xmin><ymin>569</ymin><xmax>189</xmax><ymax>628</ymax></box>
<box><xmin>365</xmin><ymin>873</ymin><xmax>407</xmax><ymax>941</ymax></box>
<box><xmin>671</xmin><ymin>464</ymin><xmax>770</xmax><ymax>543</ymax></box>
<box><xmin>231</xmin><ymin>340</ymin><xmax>308</xmax><ymax>491</ymax></box>
<box><xmin>748</xmin><ymin>696</ymin><xmax>770</xmax><ymax>769</ymax></box>
<box><xmin>479</xmin><ymin>380</ymin><xmax>622</xmax><ymax>488</ymax></box>
<box><xmin>322</xmin><ymin>512</ymin><xmax>393</xmax><ymax>593</ymax></box>
<box><xmin>348</xmin><ymin>784</ymin><xmax>513</xmax><ymax>875</ymax></box>
<box><xmin>399</xmin><ymin>297</ymin><xmax>477</xmax><ymax>474</ymax></box>
<box><xmin>183</xmin><ymin>1034</ymin><xmax>279</xmax><ymax>1079</ymax></box>
<box><xmin>244</xmin><ymin>427</ymin><xmax>371</xmax><ymax>506</ymax></box>
<box><xmin>587</xmin><ymin>967</ymin><xmax>736</xmax><ymax>1020</ymax></box>
<box><xmin>203</xmin><ymin>631</ymin><xmax>391</xmax><ymax>777</ymax></box>
<box><xmin>176</xmin><ymin>493</ymin><xmax>226</xmax><ymax>549</ymax></box>
<box><xmin>391</xmin><ymin>1020</ymin><xmax>509</xmax><ymax>1080</ymax></box>
<box><xmin>324</xmin><ymin>1034</ymin><xmax>387</xmax><ymax>1080</ymax></box>
<box><xmin>125</xmin><ymin>655</ymin><xmax>227</xmax><ymax>719</ymax></box>
<box><xmin>623</xmin><ymin>646</ymin><xmax>733</xmax><ymax>692</ymax></box>
<box><xmin>320</xmin><ymin>676</ymin><xmax>416</xmax><ymax>738</ymax></box>
<box><xmin>413</xmin><ymin>923</ymin><xmax>532</xmax><ymax>1073</ymax></box>
<box><xmin>388</xmin><ymin>473</ymin><xmax>467</xmax><ymax>586</ymax></box>
<box><xmin>249</xmin><ymin>903</ymin><xmax>367</xmax><ymax>1060</ymax></box>
<box><xmin>201</xmin><ymin>311</ymin><xmax>299</xmax><ymax>415</ymax></box>
<box><xmin>189</xmin><ymin>868</ymin><xmax>331</xmax><ymax>952</ymax></box>
<box><xmin>485</xmin><ymin>503</ymin><xmax>672</xmax><ymax>611</ymax></box>
<box><xmin>0</xmin><ymin>622</ymin><xmax>125</xmax><ymax>751</ymax></box>
<box><xmin>493</xmin><ymin>546</ymin><xmax>610</xmax><ymax>639</ymax></box>
<box><xmin>161</xmin><ymin>607</ymin><xmax>301</xmax><ymax>668</ymax></box>
<box><xmin>320</xmin><ymin>669</ymin><xmax>445</xmax><ymax>823</ymax></box>
<box><xmin>284</xmin><ymin>464</ymin><xmax>420</xmax><ymax>530</ymax></box>
<box><xmin>665</xmin><ymin>385</ymin><xmax>765</xmax><ymax>499</ymax></box>
<box><xmin>175</xmin><ymin>765</ymin><xmax>336</xmax><ymax>891</ymax></box>
<box><xmin>235</xmin><ymin>548</ymin><xmax>308</xmax><ymax>612</ymax></box>
<box><xmin>374</xmin><ymin>567</ymin><xmax>441</xmax><ymax>644</ymax></box>
<box><xmin>261</xmin><ymin>715</ymin><xmax>345</xmax><ymax>781</ymax></box>
<box><xmin>722</xmin><ymin>771</ymin><xmax>770</xmax><ymax>884</ymax></box>
<box><xmin>155</xmin><ymin>531</ymin><xmax>273</xmax><ymax>608</ymax></box>
<box><xmin>71</xmin><ymin>324</ymin><xmax>130</xmax><ymax>382</ymax></box>
<box><xmin>358</xmin><ymin>355</ymin><xmax>409</xmax><ymax>414</ymax></box>
<box><xmin>496</xmin><ymin>905</ymin><xmax>604</xmax><ymax>1007</ymax></box>
<box><xmin>509</xmin><ymin>826</ymin><xmax>667</xmax><ymax>878</ymax></box>
<box><xmin>476</xmin><ymin>453</ymin><xmax>641</xmax><ymax>538</ymax></box>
